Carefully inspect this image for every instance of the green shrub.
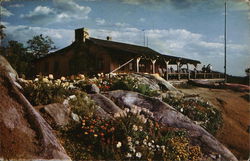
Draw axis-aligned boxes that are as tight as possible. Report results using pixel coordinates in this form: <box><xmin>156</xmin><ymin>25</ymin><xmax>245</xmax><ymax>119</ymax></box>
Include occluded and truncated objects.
<box><xmin>163</xmin><ymin>92</ymin><xmax>222</xmax><ymax>135</ymax></box>
<box><xmin>22</xmin><ymin>77</ymin><xmax>73</xmax><ymax>105</ymax></box>
<box><xmin>69</xmin><ymin>91</ymin><xmax>98</xmax><ymax>118</ymax></box>
<box><xmin>109</xmin><ymin>76</ymin><xmax>159</xmax><ymax>97</ymax></box>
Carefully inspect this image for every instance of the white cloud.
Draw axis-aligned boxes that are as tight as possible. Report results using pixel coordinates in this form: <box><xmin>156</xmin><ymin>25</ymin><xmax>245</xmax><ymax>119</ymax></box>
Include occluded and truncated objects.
<box><xmin>139</xmin><ymin>18</ymin><xmax>145</xmax><ymax>22</ymax></box>
<box><xmin>114</xmin><ymin>22</ymin><xmax>129</xmax><ymax>27</ymax></box>
<box><xmin>2</xmin><ymin>23</ymin><xmax>74</xmax><ymax>49</ymax></box>
<box><xmin>9</xmin><ymin>4</ymin><xmax>24</xmax><ymax>8</ymax></box>
<box><xmin>20</xmin><ymin>0</ymin><xmax>91</xmax><ymax>25</ymax></box>
<box><xmin>53</xmin><ymin>0</ymin><xmax>91</xmax><ymax>19</ymax></box>
<box><xmin>95</xmin><ymin>18</ymin><xmax>106</xmax><ymax>25</ymax></box>
<box><xmin>1</xmin><ymin>6</ymin><xmax>13</xmax><ymax>17</ymax></box>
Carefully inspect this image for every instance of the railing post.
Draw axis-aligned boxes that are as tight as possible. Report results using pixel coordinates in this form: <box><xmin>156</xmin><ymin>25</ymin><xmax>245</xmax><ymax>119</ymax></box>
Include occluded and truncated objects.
<box><xmin>136</xmin><ymin>57</ymin><xmax>141</xmax><ymax>73</ymax></box>
<box><xmin>188</xmin><ymin>71</ymin><xmax>190</xmax><ymax>80</ymax></box>
<box><xmin>165</xmin><ymin>60</ymin><xmax>169</xmax><ymax>80</ymax></box>
<box><xmin>151</xmin><ymin>59</ymin><xmax>156</xmax><ymax>74</ymax></box>
<box><xmin>177</xmin><ymin>62</ymin><xmax>180</xmax><ymax>80</ymax></box>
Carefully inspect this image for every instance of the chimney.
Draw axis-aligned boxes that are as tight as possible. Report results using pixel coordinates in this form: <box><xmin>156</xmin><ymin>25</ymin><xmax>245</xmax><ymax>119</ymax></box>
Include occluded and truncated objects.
<box><xmin>75</xmin><ymin>28</ymin><xmax>89</xmax><ymax>42</ymax></box>
<box><xmin>106</xmin><ymin>36</ymin><xmax>112</xmax><ymax>41</ymax></box>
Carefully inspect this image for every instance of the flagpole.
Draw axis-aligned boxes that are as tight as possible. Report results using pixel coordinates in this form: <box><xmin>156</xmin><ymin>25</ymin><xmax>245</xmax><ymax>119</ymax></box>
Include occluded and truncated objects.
<box><xmin>224</xmin><ymin>1</ymin><xmax>227</xmax><ymax>83</ymax></box>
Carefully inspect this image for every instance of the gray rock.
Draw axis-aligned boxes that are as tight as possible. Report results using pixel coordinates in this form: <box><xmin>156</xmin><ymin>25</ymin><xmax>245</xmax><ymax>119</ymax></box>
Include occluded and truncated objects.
<box><xmin>41</xmin><ymin>103</ymin><xmax>71</xmax><ymax>126</ymax></box>
<box><xmin>71</xmin><ymin>112</ymin><xmax>80</xmax><ymax>122</ymax></box>
<box><xmin>0</xmin><ymin>55</ymin><xmax>18</xmax><ymax>82</ymax></box>
<box><xmin>130</xmin><ymin>73</ymin><xmax>177</xmax><ymax>91</ymax></box>
<box><xmin>90</xmin><ymin>93</ymin><xmax>122</xmax><ymax>114</ymax></box>
<box><xmin>85</xmin><ymin>84</ymin><xmax>100</xmax><ymax>94</ymax></box>
<box><xmin>105</xmin><ymin>90</ymin><xmax>237</xmax><ymax>161</ymax></box>
<box><xmin>94</xmin><ymin>106</ymin><xmax>113</xmax><ymax>119</ymax></box>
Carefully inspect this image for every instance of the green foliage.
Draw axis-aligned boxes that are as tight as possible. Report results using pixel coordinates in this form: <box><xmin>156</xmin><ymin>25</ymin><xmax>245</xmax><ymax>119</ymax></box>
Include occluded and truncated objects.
<box><xmin>69</xmin><ymin>91</ymin><xmax>97</xmax><ymax>118</ymax></box>
<box><xmin>27</xmin><ymin>34</ymin><xmax>56</xmax><ymax>58</ymax></box>
<box><xmin>163</xmin><ymin>92</ymin><xmax>223</xmax><ymax>135</ymax></box>
<box><xmin>110</xmin><ymin>76</ymin><xmax>159</xmax><ymax>97</ymax></box>
<box><xmin>5</xmin><ymin>40</ymin><xmax>35</xmax><ymax>76</ymax></box>
<box><xmin>0</xmin><ymin>24</ymin><xmax>6</xmax><ymax>40</ymax></box>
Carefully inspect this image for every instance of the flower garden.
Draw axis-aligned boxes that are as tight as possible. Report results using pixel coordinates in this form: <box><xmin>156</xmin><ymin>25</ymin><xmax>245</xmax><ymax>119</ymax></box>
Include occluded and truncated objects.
<box><xmin>19</xmin><ymin>73</ymin><xmax>223</xmax><ymax>160</ymax></box>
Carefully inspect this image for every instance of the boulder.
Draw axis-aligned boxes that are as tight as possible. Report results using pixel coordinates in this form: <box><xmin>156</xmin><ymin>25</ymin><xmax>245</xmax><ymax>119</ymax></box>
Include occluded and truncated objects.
<box><xmin>130</xmin><ymin>73</ymin><xmax>177</xmax><ymax>91</ymax></box>
<box><xmin>85</xmin><ymin>84</ymin><xmax>100</xmax><ymax>94</ymax></box>
<box><xmin>0</xmin><ymin>55</ymin><xmax>18</xmax><ymax>81</ymax></box>
<box><xmin>39</xmin><ymin>103</ymin><xmax>71</xmax><ymax>126</ymax></box>
<box><xmin>0</xmin><ymin>63</ymin><xmax>70</xmax><ymax>160</ymax></box>
<box><xmin>104</xmin><ymin>90</ymin><xmax>237</xmax><ymax>161</ymax></box>
<box><xmin>90</xmin><ymin>93</ymin><xmax>122</xmax><ymax>115</ymax></box>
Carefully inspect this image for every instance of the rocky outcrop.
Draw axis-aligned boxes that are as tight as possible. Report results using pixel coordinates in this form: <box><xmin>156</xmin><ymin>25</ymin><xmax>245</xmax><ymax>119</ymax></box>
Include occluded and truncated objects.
<box><xmin>38</xmin><ymin>103</ymin><xmax>71</xmax><ymax>126</ymax></box>
<box><xmin>0</xmin><ymin>56</ymin><xmax>70</xmax><ymax>160</ymax></box>
<box><xmin>90</xmin><ymin>93</ymin><xmax>122</xmax><ymax>114</ymax></box>
<box><xmin>130</xmin><ymin>73</ymin><xmax>178</xmax><ymax>91</ymax></box>
<box><xmin>104</xmin><ymin>90</ymin><xmax>238</xmax><ymax>161</ymax></box>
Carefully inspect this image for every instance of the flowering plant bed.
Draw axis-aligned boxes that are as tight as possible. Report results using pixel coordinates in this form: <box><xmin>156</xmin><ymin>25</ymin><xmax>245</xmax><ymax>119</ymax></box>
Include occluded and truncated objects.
<box><xmin>61</xmin><ymin>106</ymin><xmax>203</xmax><ymax>160</ymax></box>
<box><xmin>163</xmin><ymin>91</ymin><xmax>222</xmax><ymax>135</ymax></box>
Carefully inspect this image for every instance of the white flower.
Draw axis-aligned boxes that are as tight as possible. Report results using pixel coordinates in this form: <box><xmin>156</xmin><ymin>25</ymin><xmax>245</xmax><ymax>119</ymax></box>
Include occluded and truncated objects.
<box><xmin>143</xmin><ymin>139</ymin><xmax>147</xmax><ymax>145</ymax></box>
<box><xmin>135</xmin><ymin>141</ymin><xmax>139</xmax><ymax>145</ymax></box>
<box><xmin>69</xmin><ymin>95</ymin><xmax>76</xmax><ymax>100</ymax></box>
<box><xmin>139</xmin><ymin>126</ymin><xmax>143</xmax><ymax>131</ymax></box>
<box><xmin>148</xmin><ymin>142</ymin><xmax>152</xmax><ymax>147</ymax></box>
<box><xmin>34</xmin><ymin>78</ymin><xmax>39</xmax><ymax>82</ymax></box>
<box><xmin>48</xmin><ymin>74</ymin><xmax>54</xmax><ymax>79</ymax></box>
<box><xmin>124</xmin><ymin>108</ymin><xmax>130</xmax><ymax>113</ymax></box>
<box><xmin>127</xmin><ymin>136</ymin><xmax>132</xmax><ymax>142</ymax></box>
<box><xmin>114</xmin><ymin>113</ymin><xmax>121</xmax><ymax>118</ymax></box>
<box><xmin>126</xmin><ymin>153</ymin><xmax>132</xmax><ymax>158</ymax></box>
<box><xmin>116</xmin><ymin>141</ymin><xmax>122</xmax><ymax>148</ymax></box>
<box><xmin>78</xmin><ymin>74</ymin><xmax>85</xmax><ymax>80</ymax></box>
<box><xmin>60</xmin><ymin>76</ymin><xmax>66</xmax><ymax>81</ymax></box>
<box><xmin>180</xmin><ymin>108</ymin><xmax>184</xmax><ymax>112</ymax></box>
<box><xmin>42</xmin><ymin>78</ymin><xmax>49</xmax><ymax>83</ymax></box>
<box><xmin>136</xmin><ymin>152</ymin><xmax>142</xmax><ymax>158</ymax></box>
<box><xmin>132</xmin><ymin>125</ymin><xmax>138</xmax><ymax>131</ymax></box>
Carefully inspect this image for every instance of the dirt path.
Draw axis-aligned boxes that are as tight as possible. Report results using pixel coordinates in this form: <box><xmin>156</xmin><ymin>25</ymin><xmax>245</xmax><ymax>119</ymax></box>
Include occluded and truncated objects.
<box><xmin>178</xmin><ymin>87</ymin><xmax>250</xmax><ymax>160</ymax></box>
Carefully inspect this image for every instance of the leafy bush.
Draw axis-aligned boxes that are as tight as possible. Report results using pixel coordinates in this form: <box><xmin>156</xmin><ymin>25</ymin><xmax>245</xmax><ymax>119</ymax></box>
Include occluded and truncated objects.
<box><xmin>69</xmin><ymin>91</ymin><xmax>98</xmax><ymax>118</ymax></box>
<box><xmin>109</xmin><ymin>75</ymin><xmax>159</xmax><ymax>97</ymax></box>
<box><xmin>163</xmin><ymin>91</ymin><xmax>222</xmax><ymax>135</ymax></box>
<box><xmin>22</xmin><ymin>76</ymin><xmax>73</xmax><ymax>105</ymax></box>
<box><xmin>61</xmin><ymin>105</ymin><xmax>203</xmax><ymax>160</ymax></box>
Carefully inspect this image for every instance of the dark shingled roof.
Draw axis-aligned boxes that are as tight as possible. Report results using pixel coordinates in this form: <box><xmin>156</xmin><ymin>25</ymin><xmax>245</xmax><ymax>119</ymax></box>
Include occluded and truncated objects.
<box><xmin>89</xmin><ymin>37</ymin><xmax>200</xmax><ymax>65</ymax></box>
<box><xmin>36</xmin><ymin>37</ymin><xmax>200</xmax><ymax>65</ymax></box>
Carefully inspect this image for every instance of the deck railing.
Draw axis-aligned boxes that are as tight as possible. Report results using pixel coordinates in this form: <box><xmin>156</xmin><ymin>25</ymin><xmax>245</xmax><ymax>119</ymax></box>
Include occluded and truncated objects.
<box><xmin>164</xmin><ymin>72</ymin><xmax>223</xmax><ymax>80</ymax></box>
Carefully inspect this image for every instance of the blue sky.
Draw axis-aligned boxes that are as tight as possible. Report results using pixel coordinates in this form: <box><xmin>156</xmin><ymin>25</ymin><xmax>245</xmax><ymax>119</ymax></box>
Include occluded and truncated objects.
<box><xmin>1</xmin><ymin>0</ymin><xmax>250</xmax><ymax>76</ymax></box>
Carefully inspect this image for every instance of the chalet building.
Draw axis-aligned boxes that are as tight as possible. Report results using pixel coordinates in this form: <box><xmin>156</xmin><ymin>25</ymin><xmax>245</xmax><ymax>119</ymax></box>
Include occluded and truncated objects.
<box><xmin>34</xmin><ymin>28</ymin><xmax>200</xmax><ymax>78</ymax></box>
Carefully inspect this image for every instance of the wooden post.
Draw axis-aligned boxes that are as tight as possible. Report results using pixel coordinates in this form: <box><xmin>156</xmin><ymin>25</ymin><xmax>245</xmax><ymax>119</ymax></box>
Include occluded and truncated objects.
<box><xmin>151</xmin><ymin>59</ymin><xmax>156</xmax><ymax>74</ymax></box>
<box><xmin>165</xmin><ymin>60</ymin><xmax>169</xmax><ymax>80</ymax></box>
<box><xmin>136</xmin><ymin>57</ymin><xmax>141</xmax><ymax>73</ymax></box>
<box><xmin>186</xmin><ymin>63</ymin><xmax>189</xmax><ymax>79</ymax></box>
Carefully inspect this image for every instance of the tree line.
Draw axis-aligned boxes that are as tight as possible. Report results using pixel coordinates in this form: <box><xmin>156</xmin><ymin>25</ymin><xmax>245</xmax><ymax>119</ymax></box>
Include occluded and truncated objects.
<box><xmin>0</xmin><ymin>25</ymin><xmax>56</xmax><ymax>77</ymax></box>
